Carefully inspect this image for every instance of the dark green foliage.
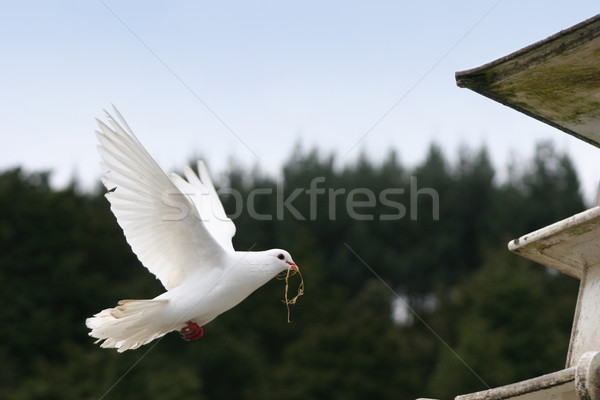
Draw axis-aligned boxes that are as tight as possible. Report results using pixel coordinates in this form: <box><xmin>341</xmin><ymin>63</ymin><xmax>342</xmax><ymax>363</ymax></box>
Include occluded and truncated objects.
<box><xmin>0</xmin><ymin>140</ymin><xmax>584</xmax><ymax>399</ymax></box>
<box><xmin>427</xmin><ymin>250</ymin><xmax>578</xmax><ymax>397</ymax></box>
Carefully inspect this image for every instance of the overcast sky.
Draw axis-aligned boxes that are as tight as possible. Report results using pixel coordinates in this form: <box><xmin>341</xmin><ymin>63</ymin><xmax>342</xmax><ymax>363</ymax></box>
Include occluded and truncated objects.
<box><xmin>2</xmin><ymin>1</ymin><xmax>599</xmax><ymax>202</ymax></box>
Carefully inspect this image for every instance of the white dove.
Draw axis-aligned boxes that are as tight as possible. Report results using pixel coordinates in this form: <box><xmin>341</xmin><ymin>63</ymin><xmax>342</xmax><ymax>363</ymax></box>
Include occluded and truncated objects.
<box><xmin>86</xmin><ymin>107</ymin><xmax>299</xmax><ymax>352</ymax></box>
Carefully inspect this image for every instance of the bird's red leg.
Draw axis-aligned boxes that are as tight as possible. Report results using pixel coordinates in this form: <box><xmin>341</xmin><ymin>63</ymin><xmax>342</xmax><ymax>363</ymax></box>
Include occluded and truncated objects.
<box><xmin>180</xmin><ymin>321</ymin><xmax>204</xmax><ymax>341</ymax></box>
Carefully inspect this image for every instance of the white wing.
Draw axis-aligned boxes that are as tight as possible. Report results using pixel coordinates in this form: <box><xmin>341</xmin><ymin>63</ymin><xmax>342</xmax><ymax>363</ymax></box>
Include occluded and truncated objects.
<box><xmin>169</xmin><ymin>161</ymin><xmax>236</xmax><ymax>252</ymax></box>
<box><xmin>95</xmin><ymin>107</ymin><xmax>234</xmax><ymax>290</ymax></box>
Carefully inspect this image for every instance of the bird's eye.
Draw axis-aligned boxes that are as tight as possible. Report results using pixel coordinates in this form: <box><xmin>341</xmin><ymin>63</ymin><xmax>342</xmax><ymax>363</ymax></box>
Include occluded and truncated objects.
<box><xmin>277</xmin><ymin>253</ymin><xmax>285</xmax><ymax>260</ymax></box>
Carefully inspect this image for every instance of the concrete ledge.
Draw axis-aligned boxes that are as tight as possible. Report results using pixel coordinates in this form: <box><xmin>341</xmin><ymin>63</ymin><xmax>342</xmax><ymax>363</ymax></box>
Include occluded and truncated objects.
<box><xmin>452</xmin><ymin>352</ymin><xmax>600</xmax><ymax>400</ymax></box>
<box><xmin>454</xmin><ymin>367</ymin><xmax>576</xmax><ymax>400</ymax></box>
<box><xmin>508</xmin><ymin>206</ymin><xmax>600</xmax><ymax>279</ymax></box>
<box><xmin>456</xmin><ymin>14</ymin><xmax>600</xmax><ymax>148</ymax></box>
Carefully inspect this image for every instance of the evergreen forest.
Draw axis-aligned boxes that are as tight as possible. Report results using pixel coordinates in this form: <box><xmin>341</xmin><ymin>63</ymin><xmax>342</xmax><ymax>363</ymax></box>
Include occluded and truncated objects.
<box><xmin>0</xmin><ymin>140</ymin><xmax>587</xmax><ymax>399</ymax></box>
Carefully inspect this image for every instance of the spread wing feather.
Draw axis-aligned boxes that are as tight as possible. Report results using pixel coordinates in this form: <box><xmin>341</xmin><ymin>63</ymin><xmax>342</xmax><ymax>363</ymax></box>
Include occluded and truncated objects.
<box><xmin>169</xmin><ymin>163</ymin><xmax>236</xmax><ymax>252</ymax></box>
<box><xmin>96</xmin><ymin>107</ymin><xmax>233</xmax><ymax>290</ymax></box>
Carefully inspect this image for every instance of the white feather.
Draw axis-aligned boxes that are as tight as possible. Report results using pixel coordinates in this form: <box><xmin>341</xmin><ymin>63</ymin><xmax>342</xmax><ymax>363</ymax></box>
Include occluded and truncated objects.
<box><xmin>94</xmin><ymin>108</ymin><xmax>228</xmax><ymax>290</ymax></box>
<box><xmin>86</xmin><ymin>107</ymin><xmax>298</xmax><ymax>352</ymax></box>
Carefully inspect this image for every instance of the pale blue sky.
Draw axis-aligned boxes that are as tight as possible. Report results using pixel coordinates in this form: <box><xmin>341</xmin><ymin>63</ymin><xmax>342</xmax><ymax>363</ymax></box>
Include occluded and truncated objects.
<box><xmin>1</xmin><ymin>1</ymin><xmax>599</xmax><ymax>201</ymax></box>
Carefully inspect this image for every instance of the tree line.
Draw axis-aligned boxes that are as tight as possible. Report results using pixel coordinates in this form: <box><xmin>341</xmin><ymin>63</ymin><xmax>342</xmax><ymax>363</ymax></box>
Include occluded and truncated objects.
<box><xmin>0</xmin><ymin>141</ymin><xmax>585</xmax><ymax>399</ymax></box>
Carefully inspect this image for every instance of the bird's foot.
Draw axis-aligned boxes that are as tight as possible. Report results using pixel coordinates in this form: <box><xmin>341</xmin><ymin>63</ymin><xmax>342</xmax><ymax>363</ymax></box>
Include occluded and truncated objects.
<box><xmin>180</xmin><ymin>321</ymin><xmax>204</xmax><ymax>341</ymax></box>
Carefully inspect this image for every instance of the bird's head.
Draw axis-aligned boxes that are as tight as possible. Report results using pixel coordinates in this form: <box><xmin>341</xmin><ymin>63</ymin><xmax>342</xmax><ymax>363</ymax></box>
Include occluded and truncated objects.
<box><xmin>263</xmin><ymin>249</ymin><xmax>299</xmax><ymax>275</ymax></box>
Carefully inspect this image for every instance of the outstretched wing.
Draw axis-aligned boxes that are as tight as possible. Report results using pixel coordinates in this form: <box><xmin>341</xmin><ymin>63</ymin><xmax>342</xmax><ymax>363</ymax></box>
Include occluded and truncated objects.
<box><xmin>169</xmin><ymin>161</ymin><xmax>236</xmax><ymax>252</ymax></box>
<box><xmin>95</xmin><ymin>107</ymin><xmax>232</xmax><ymax>290</ymax></box>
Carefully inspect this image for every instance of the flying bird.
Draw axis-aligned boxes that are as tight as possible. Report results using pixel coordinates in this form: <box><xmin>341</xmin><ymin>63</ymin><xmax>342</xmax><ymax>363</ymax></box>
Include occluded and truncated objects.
<box><xmin>86</xmin><ymin>107</ymin><xmax>299</xmax><ymax>352</ymax></box>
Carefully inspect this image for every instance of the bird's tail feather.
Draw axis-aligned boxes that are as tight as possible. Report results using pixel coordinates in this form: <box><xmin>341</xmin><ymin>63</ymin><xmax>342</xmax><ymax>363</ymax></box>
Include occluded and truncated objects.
<box><xmin>86</xmin><ymin>299</ymin><xmax>170</xmax><ymax>352</ymax></box>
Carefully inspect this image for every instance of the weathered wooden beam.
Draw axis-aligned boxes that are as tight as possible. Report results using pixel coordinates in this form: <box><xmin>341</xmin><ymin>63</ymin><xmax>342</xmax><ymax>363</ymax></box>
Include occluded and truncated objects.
<box><xmin>456</xmin><ymin>14</ymin><xmax>600</xmax><ymax>148</ymax></box>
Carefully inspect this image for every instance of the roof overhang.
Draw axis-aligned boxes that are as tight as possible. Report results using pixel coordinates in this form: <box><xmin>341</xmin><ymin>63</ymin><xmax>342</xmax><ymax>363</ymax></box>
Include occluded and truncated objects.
<box><xmin>456</xmin><ymin>14</ymin><xmax>600</xmax><ymax>148</ymax></box>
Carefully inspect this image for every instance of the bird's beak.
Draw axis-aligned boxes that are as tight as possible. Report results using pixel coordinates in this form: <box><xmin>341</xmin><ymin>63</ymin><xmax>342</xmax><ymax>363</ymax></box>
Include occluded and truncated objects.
<box><xmin>286</xmin><ymin>261</ymin><xmax>299</xmax><ymax>272</ymax></box>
